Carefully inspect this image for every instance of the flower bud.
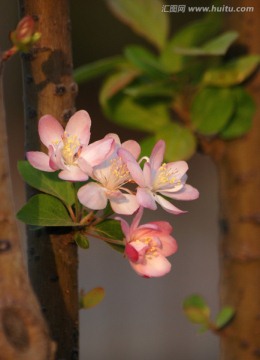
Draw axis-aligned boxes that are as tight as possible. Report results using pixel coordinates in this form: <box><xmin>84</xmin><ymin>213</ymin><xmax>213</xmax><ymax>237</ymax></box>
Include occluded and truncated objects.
<box><xmin>10</xmin><ymin>15</ymin><xmax>41</xmax><ymax>52</ymax></box>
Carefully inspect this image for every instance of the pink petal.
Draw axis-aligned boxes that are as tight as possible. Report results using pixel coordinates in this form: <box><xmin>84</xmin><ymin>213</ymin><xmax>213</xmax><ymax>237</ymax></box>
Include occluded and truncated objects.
<box><xmin>27</xmin><ymin>151</ymin><xmax>55</xmax><ymax>172</ymax></box>
<box><xmin>125</xmin><ymin>243</ymin><xmax>139</xmax><ymax>262</ymax></box>
<box><xmin>119</xmin><ymin>149</ymin><xmax>146</xmax><ymax>186</ymax></box>
<box><xmin>166</xmin><ymin>161</ymin><xmax>189</xmax><ymax>178</ymax></box>
<box><xmin>77</xmin><ymin>157</ymin><xmax>93</xmax><ymax>176</ymax></box>
<box><xmin>131</xmin><ymin>253</ymin><xmax>172</xmax><ymax>278</ymax></box>
<box><xmin>136</xmin><ymin>188</ymin><xmax>157</xmax><ymax>210</ymax></box>
<box><xmin>150</xmin><ymin>140</ymin><xmax>165</xmax><ymax>170</ymax></box>
<box><xmin>158</xmin><ymin>234</ymin><xmax>178</xmax><ymax>257</ymax></box>
<box><xmin>116</xmin><ymin>217</ymin><xmax>130</xmax><ymax>239</ymax></box>
<box><xmin>143</xmin><ymin>162</ymin><xmax>152</xmax><ymax>187</ymax></box>
<box><xmin>58</xmin><ymin>166</ymin><xmax>89</xmax><ymax>181</ymax></box>
<box><xmin>81</xmin><ymin>138</ymin><xmax>114</xmax><ymax>167</ymax></box>
<box><xmin>38</xmin><ymin>115</ymin><xmax>64</xmax><ymax>147</ymax></box>
<box><xmin>155</xmin><ymin>194</ymin><xmax>186</xmax><ymax>215</ymax></box>
<box><xmin>65</xmin><ymin>110</ymin><xmax>91</xmax><ymax>145</ymax></box>
<box><xmin>48</xmin><ymin>145</ymin><xmax>63</xmax><ymax>170</ymax></box>
<box><xmin>122</xmin><ymin>140</ymin><xmax>141</xmax><ymax>159</ymax></box>
<box><xmin>161</xmin><ymin>184</ymin><xmax>199</xmax><ymax>200</ymax></box>
<box><xmin>110</xmin><ymin>193</ymin><xmax>139</xmax><ymax>215</ymax></box>
<box><xmin>104</xmin><ymin>133</ymin><xmax>121</xmax><ymax>145</ymax></box>
<box><xmin>141</xmin><ymin>221</ymin><xmax>173</xmax><ymax>234</ymax></box>
<box><xmin>130</xmin><ymin>207</ymin><xmax>144</xmax><ymax>233</ymax></box>
<box><xmin>77</xmin><ymin>183</ymin><xmax>108</xmax><ymax>209</ymax></box>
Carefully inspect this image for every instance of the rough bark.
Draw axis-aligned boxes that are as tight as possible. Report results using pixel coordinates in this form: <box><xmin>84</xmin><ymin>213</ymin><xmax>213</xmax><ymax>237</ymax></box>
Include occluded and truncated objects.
<box><xmin>0</xmin><ymin>64</ymin><xmax>55</xmax><ymax>359</ymax></box>
<box><xmin>19</xmin><ymin>1</ymin><xmax>79</xmax><ymax>359</ymax></box>
<box><xmin>208</xmin><ymin>2</ymin><xmax>260</xmax><ymax>359</ymax></box>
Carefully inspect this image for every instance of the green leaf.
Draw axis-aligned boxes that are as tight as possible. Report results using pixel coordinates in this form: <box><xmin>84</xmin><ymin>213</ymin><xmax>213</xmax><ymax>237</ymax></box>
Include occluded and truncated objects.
<box><xmin>191</xmin><ymin>87</ymin><xmax>234</xmax><ymax>135</ymax></box>
<box><xmin>101</xmin><ymin>91</ymin><xmax>171</xmax><ymax>133</ymax></box>
<box><xmin>220</xmin><ymin>87</ymin><xmax>255</xmax><ymax>139</ymax></box>
<box><xmin>17</xmin><ymin>194</ymin><xmax>76</xmax><ymax>227</ymax></box>
<box><xmin>160</xmin><ymin>13</ymin><xmax>222</xmax><ymax>72</ymax></box>
<box><xmin>175</xmin><ymin>31</ymin><xmax>238</xmax><ymax>56</ymax></box>
<box><xmin>100</xmin><ymin>67</ymin><xmax>140</xmax><ymax>112</ymax></box>
<box><xmin>95</xmin><ymin>219</ymin><xmax>124</xmax><ymax>240</ymax></box>
<box><xmin>80</xmin><ymin>287</ymin><xmax>105</xmax><ymax>309</ymax></box>
<box><xmin>94</xmin><ymin>219</ymin><xmax>125</xmax><ymax>253</ymax></box>
<box><xmin>155</xmin><ymin>123</ymin><xmax>197</xmax><ymax>161</ymax></box>
<box><xmin>74</xmin><ymin>233</ymin><xmax>89</xmax><ymax>249</ymax></box>
<box><xmin>124</xmin><ymin>79</ymin><xmax>176</xmax><ymax>99</ymax></box>
<box><xmin>183</xmin><ymin>294</ymin><xmax>210</xmax><ymax>325</ymax></box>
<box><xmin>106</xmin><ymin>0</ymin><xmax>169</xmax><ymax>50</ymax></box>
<box><xmin>73</xmin><ymin>56</ymin><xmax>124</xmax><ymax>84</ymax></box>
<box><xmin>124</xmin><ymin>45</ymin><xmax>167</xmax><ymax>77</ymax></box>
<box><xmin>215</xmin><ymin>307</ymin><xmax>235</xmax><ymax>329</ymax></box>
<box><xmin>203</xmin><ymin>55</ymin><xmax>260</xmax><ymax>87</ymax></box>
<box><xmin>18</xmin><ymin>161</ymin><xmax>75</xmax><ymax>206</ymax></box>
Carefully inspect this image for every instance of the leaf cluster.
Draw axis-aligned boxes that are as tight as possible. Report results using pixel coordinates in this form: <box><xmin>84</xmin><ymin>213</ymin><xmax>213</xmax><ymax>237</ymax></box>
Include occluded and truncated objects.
<box><xmin>74</xmin><ymin>0</ymin><xmax>259</xmax><ymax>161</ymax></box>
<box><xmin>17</xmin><ymin>161</ymin><xmax>125</xmax><ymax>252</ymax></box>
<box><xmin>183</xmin><ymin>294</ymin><xmax>235</xmax><ymax>333</ymax></box>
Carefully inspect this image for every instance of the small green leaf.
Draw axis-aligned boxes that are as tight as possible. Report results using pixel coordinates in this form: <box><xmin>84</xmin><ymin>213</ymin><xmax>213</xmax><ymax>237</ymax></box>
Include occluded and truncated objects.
<box><xmin>124</xmin><ymin>45</ymin><xmax>167</xmax><ymax>77</ymax></box>
<box><xmin>18</xmin><ymin>161</ymin><xmax>75</xmax><ymax>206</ymax></box>
<box><xmin>160</xmin><ymin>13</ymin><xmax>222</xmax><ymax>72</ymax></box>
<box><xmin>124</xmin><ymin>79</ymin><xmax>176</xmax><ymax>99</ymax></box>
<box><xmin>100</xmin><ymin>67</ymin><xmax>140</xmax><ymax>113</ymax></box>
<box><xmin>17</xmin><ymin>194</ymin><xmax>76</xmax><ymax>227</ymax></box>
<box><xmin>74</xmin><ymin>233</ymin><xmax>89</xmax><ymax>249</ymax></box>
<box><xmin>74</xmin><ymin>56</ymin><xmax>124</xmax><ymax>84</ymax></box>
<box><xmin>203</xmin><ymin>55</ymin><xmax>260</xmax><ymax>87</ymax></box>
<box><xmin>101</xmin><ymin>92</ymin><xmax>171</xmax><ymax>133</ymax></box>
<box><xmin>183</xmin><ymin>294</ymin><xmax>210</xmax><ymax>325</ymax></box>
<box><xmin>200</xmin><ymin>31</ymin><xmax>238</xmax><ymax>55</ymax></box>
<box><xmin>220</xmin><ymin>87</ymin><xmax>255</xmax><ymax>139</ymax></box>
<box><xmin>80</xmin><ymin>287</ymin><xmax>105</xmax><ymax>309</ymax></box>
<box><xmin>175</xmin><ymin>31</ymin><xmax>238</xmax><ymax>56</ymax></box>
<box><xmin>191</xmin><ymin>87</ymin><xmax>234</xmax><ymax>135</ymax></box>
<box><xmin>106</xmin><ymin>0</ymin><xmax>169</xmax><ymax>50</ymax></box>
<box><xmin>95</xmin><ymin>219</ymin><xmax>124</xmax><ymax>240</ymax></box>
<box><xmin>156</xmin><ymin>123</ymin><xmax>197</xmax><ymax>161</ymax></box>
<box><xmin>95</xmin><ymin>219</ymin><xmax>125</xmax><ymax>253</ymax></box>
<box><xmin>215</xmin><ymin>307</ymin><xmax>235</xmax><ymax>329</ymax></box>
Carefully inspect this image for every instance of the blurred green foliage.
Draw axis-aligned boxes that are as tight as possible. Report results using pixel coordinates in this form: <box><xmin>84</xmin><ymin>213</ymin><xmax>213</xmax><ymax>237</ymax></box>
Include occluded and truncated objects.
<box><xmin>74</xmin><ymin>0</ymin><xmax>259</xmax><ymax>161</ymax></box>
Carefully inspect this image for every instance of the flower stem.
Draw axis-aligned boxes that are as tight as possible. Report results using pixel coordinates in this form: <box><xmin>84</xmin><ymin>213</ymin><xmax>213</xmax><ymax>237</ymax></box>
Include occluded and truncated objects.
<box><xmin>79</xmin><ymin>211</ymin><xmax>95</xmax><ymax>225</ymax></box>
<box><xmin>67</xmin><ymin>205</ymin><xmax>77</xmax><ymax>223</ymax></box>
<box><xmin>73</xmin><ymin>183</ymin><xmax>81</xmax><ymax>222</ymax></box>
<box><xmin>85</xmin><ymin>230</ymin><xmax>124</xmax><ymax>246</ymax></box>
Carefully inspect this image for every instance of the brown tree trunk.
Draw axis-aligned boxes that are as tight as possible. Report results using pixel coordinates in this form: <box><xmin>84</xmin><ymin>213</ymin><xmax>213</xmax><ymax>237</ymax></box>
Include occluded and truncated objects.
<box><xmin>214</xmin><ymin>2</ymin><xmax>260</xmax><ymax>359</ymax></box>
<box><xmin>19</xmin><ymin>1</ymin><xmax>79</xmax><ymax>359</ymax></box>
<box><xmin>0</xmin><ymin>64</ymin><xmax>55</xmax><ymax>359</ymax></box>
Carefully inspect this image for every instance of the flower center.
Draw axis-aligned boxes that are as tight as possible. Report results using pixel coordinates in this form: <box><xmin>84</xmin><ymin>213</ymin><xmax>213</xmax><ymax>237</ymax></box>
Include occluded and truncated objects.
<box><xmin>154</xmin><ymin>163</ymin><xmax>181</xmax><ymax>189</ymax></box>
<box><xmin>106</xmin><ymin>158</ymin><xmax>130</xmax><ymax>189</ymax></box>
<box><xmin>61</xmin><ymin>133</ymin><xmax>82</xmax><ymax>166</ymax></box>
<box><xmin>134</xmin><ymin>237</ymin><xmax>160</xmax><ymax>262</ymax></box>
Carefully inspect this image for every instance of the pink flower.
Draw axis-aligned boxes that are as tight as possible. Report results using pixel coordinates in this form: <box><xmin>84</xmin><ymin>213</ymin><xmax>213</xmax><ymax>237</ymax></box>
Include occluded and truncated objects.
<box><xmin>119</xmin><ymin>140</ymin><xmax>199</xmax><ymax>214</ymax></box>
<box><xmin>77</xmin><ymin>134</ymin><xmax>140</xmax><ymax>215</ymax></box>
<box><xmin>117</xmin><ymin>207</ymin><xmax>178</xmax><ymax>277</ymax></box>
<box><xmin>27</xmin><ymin>110</ymin><xmax>114</xmax><ymax>181</ymax></box>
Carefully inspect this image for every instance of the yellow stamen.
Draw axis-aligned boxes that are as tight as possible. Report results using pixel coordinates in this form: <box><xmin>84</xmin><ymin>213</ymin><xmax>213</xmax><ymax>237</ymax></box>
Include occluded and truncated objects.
<box><xmin>61</xmin><ymin>133</ymin><xmax>81</xmax><ymax>165</ymax></box>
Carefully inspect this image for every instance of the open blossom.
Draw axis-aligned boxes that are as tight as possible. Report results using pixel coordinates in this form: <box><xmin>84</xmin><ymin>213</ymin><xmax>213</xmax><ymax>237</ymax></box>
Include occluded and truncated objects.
<box><xmin>117</xmin><ymin>207</ymin><xmax>178</xmax><ymax>278</ymax></box>
<box><xmin>27</xmin><ymin>110</ymin><xmax>114</xmax><ymax>181</ymax></box>
<box><xmin>119</xmin><ymin>140</ymin><xmax>199</xmax><ymax>215</ymax></box>
<box><xmin>77</xmin><ymin>134</ymin><xmax>140</xmax><ymax>215</ymax></box>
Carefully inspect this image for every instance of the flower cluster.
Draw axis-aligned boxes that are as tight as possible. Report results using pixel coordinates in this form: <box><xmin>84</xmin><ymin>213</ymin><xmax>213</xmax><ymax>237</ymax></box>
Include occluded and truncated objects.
<box><xmin>27</xmin><ymin>110</ymin><xmax>199</xmax><ymax>278</ymax></box>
